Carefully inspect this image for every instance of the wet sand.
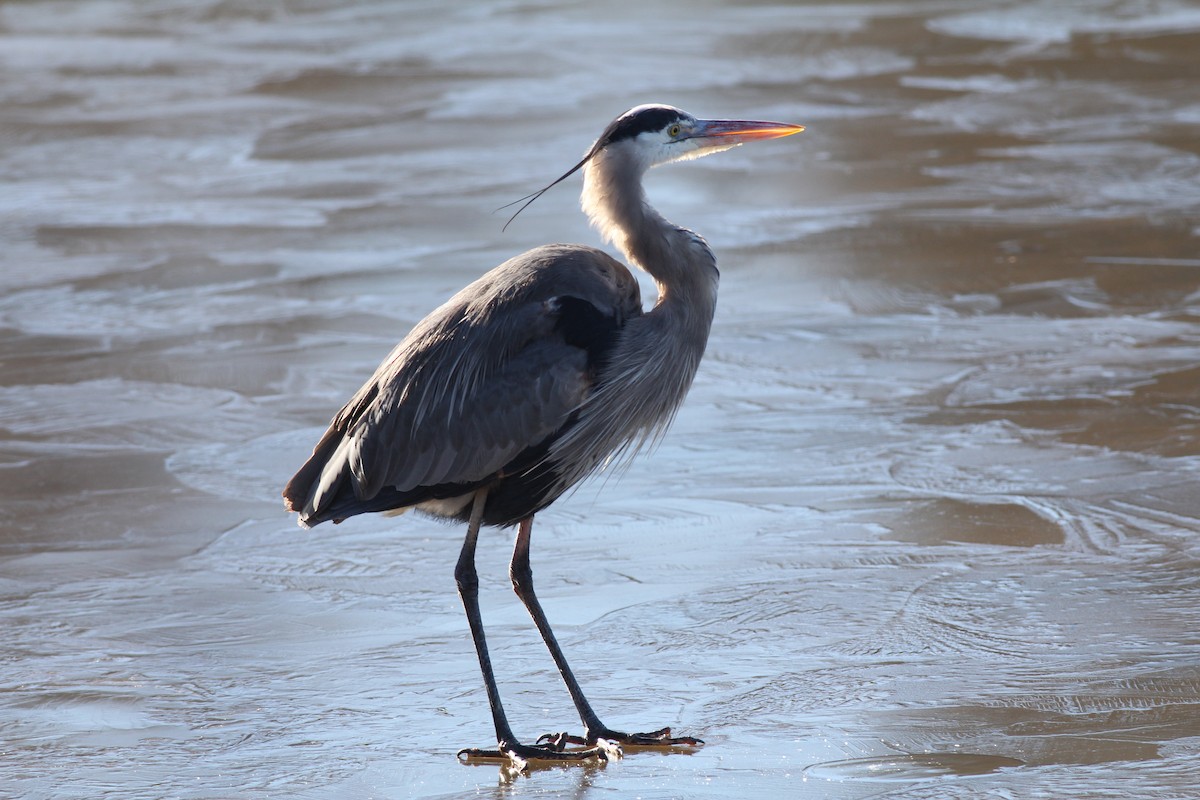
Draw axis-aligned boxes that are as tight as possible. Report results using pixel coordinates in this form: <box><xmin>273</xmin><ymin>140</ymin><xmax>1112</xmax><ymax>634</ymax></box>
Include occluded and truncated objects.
<box><xmin>2</xmin><ymin>1</ymin><xmax>1199</xmax><ymax>797</ymax></box>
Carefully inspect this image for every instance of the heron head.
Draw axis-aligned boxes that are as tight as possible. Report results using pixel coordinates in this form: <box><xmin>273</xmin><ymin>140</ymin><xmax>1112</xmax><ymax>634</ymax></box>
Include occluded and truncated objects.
<box><xmin>595</xmin><ymin>104</ymin><xmax>805</xmax><ymax>170</ymax></box>
<box><xmin>499</xmin><ymin>104</ymin><xmax>803</xmax><ymax>230</ymax></box>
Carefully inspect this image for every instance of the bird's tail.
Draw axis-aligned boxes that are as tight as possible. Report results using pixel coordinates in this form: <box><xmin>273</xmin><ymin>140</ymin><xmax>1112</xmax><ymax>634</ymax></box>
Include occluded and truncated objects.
<box><xmin>283</xmin><ymin>424</ymin><xmax>349</xmax><ymax>527</ymax></box>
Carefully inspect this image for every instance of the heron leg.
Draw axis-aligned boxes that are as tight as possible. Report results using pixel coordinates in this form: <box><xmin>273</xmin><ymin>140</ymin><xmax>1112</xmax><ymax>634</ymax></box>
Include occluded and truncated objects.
<box><xmin>454</xmin><ymin>491</ymin><xmax>614</xmax><ymax>768</ymax></box>
<box><xmin>510</xmin><ymin>516</ymin><xmax>704</xmax><ymax>751</ymax></box>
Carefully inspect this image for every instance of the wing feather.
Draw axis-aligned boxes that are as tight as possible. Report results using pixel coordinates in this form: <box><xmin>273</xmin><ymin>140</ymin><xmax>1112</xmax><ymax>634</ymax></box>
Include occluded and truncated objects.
<box><xmin>284</xmin><ymin>243</ymin><xmax>643</xmax><ymax>526</ymax></box>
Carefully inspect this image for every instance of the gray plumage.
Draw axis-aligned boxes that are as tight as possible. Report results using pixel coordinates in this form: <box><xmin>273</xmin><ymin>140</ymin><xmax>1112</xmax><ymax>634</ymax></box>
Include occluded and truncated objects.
<box><xmin>286</xmin><ymin>243</ymin><xmax>645</xmax><ymax>524</ymax></box>
<box><xmin>282</xmin><ymin>104</ymin><xmax>803</xmax><ymax>763</ymax></box>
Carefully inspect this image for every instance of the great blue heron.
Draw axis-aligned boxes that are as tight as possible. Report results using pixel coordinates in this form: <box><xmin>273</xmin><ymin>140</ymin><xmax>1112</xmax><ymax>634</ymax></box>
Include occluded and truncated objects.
<box><xmin>284</xmin><ymin>104</ymin><xmax>804</xmax><ymax>766</ymax></box>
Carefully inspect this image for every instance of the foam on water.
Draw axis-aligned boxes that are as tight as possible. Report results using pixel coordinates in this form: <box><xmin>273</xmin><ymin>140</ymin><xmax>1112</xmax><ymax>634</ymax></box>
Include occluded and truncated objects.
<box><xmin>928</xmin><ymin>1</ymin><xmax>1200</xmax><ymax>43</ymax></box>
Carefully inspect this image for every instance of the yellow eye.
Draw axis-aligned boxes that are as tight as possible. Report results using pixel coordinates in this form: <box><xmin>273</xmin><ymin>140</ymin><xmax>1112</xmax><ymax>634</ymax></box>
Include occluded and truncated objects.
<box><xmin>668</xmin><ymin>124</ymin><xmax>682</xmax><ymax>138</ymax></box>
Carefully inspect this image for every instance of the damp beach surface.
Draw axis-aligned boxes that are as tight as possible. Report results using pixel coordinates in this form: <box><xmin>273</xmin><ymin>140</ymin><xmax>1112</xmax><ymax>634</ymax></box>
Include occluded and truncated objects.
<box><xmin>3</xmin><ymin>1</ymin><xmax>1200</xmax><ymax>798</ymax></box>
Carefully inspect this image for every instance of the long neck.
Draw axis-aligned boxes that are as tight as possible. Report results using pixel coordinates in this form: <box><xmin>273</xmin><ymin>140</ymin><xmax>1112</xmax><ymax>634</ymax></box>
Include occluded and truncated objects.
<box><xmin>581</xmin><ymin>146</ymin><xmax>719</xmax><ymax>322</ymax></box>
<box><xmin>546</xmin><ymin>146</ymin><xmax>722</xmax><ymax>491</ymax></box>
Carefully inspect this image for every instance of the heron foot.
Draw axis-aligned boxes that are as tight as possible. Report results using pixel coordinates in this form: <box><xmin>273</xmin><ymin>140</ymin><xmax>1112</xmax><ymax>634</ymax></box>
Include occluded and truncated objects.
<box><xmin>458</xmin><ymin>737</ymin><xmax>621</xmax><ymax>770</ymax></box>
<box><xmin>538</xmin><ymin>726</ymin><xmax>703</xmax><ymax>751</ymax></box>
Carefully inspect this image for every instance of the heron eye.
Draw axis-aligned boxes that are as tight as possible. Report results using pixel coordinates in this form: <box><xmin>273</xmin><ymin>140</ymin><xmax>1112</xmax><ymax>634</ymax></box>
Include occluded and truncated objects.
<box><xmin>668</xmin><ymin>124</ymin><xmax>682</xmax><ymax>138</ymax></box>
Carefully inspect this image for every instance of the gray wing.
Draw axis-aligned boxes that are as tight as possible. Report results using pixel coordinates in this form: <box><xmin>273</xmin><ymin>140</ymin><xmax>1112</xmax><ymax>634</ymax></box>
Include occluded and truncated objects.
<box><xmin>284</xmin><ymin>243</ymin><xmax>642</xmax><ymax>524</ymax></box>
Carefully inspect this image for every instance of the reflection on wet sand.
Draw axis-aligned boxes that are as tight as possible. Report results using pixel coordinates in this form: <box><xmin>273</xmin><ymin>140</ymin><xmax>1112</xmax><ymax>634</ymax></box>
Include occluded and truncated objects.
<box><xmin>2</xmin><ymin>1</ymin><xmax>1199</xmax><ymax>797</ymax></box>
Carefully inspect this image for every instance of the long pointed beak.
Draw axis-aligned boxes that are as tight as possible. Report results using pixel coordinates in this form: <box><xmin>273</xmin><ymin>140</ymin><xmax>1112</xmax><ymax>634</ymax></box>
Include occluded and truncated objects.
<box><xmin>690</xmin><ymin>118</ymin><xmax>805</xmax><ymax>145</ymax></box>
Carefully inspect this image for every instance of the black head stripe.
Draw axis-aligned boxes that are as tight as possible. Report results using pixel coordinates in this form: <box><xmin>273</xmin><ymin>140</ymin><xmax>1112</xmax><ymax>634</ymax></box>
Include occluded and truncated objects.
<box><xmin>598</xmin><ymin>105</ymin><xmax>685</xmax><ymax>147</ymax></box>
<box><xmin>497</xmin><ymin>104</ymin><xmax>686</xmax><ymax>231</ymax></box>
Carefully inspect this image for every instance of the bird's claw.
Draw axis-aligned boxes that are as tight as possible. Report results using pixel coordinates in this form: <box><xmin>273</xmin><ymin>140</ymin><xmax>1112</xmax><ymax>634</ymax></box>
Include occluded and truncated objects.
<box><xmin>617</xmin><ymin>726</ymin><xmax>705</xmax><ymax>748</ymax></box>
<box><xmin>458</xmin><ymin>738</ymin><xmax>619</xmax><ymax>770</ymax></box>
<box><xmin>538</xmin><ymin>726</ymin><xmax>703</xmax><ymax>750</ymax></box>
<box><xmin>535</xmin><ymin>731</ymin><xmax>578</xmax><ymax>750</ymax></box>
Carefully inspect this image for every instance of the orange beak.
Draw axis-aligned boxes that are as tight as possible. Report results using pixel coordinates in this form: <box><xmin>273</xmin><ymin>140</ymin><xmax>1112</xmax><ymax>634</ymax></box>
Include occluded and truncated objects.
<box><xmin>690</xmin><ymin>118</ymin><xmax>806</xmax><ymax>144</ymax></box>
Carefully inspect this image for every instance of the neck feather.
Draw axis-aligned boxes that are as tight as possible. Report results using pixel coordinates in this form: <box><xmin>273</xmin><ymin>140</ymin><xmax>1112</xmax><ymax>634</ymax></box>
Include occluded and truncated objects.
<box><xmin>581</xmin><ymin>145</ymin><xmax>718</xmax><ymax>306</ymax></box>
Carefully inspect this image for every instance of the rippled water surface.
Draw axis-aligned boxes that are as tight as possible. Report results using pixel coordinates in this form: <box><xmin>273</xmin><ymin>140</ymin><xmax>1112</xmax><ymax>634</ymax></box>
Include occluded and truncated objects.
<box><xmin>3</xmin><ymin>1</ymin><xmax>1200</xmax><ymax>797</ymax></box>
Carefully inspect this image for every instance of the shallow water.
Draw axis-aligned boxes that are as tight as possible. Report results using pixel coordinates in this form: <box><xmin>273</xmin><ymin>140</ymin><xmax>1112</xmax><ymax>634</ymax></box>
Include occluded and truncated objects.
<box><xmin>3</xmin><ymin>1</ymin><xmax>1200</xmax><ymax>797</ymax></box>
